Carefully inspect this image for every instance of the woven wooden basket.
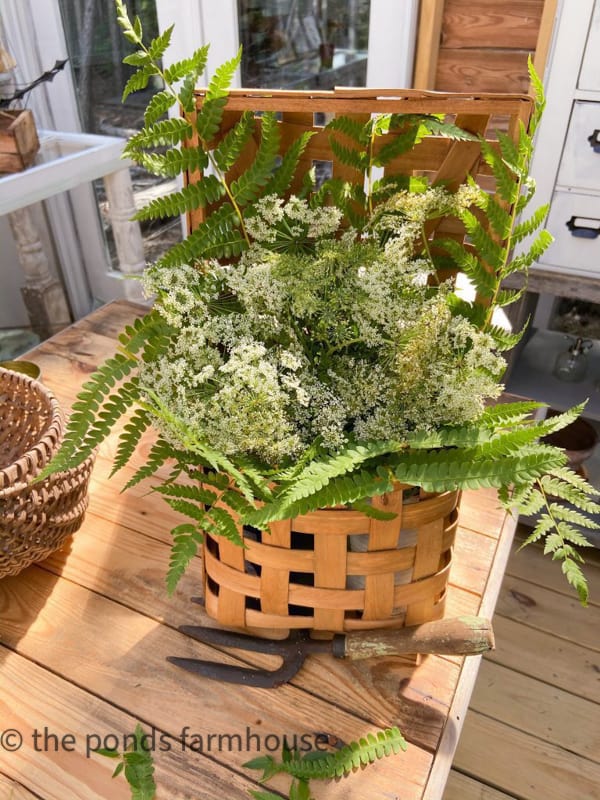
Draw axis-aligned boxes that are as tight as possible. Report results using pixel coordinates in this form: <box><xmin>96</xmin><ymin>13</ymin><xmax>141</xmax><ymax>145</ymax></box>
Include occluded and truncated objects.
<box><xmin>0</xmin><ymin>368</ymin><xmax>95</xmax><ymax>578</ymax></box>
<box><xmin>203</xmin><ymin>485</ymin><xmax>460</xmax><ymax>635</ymax></box>
<box><xmin>187</xmin><ymin>87</ymin><xmax>533</xmax><ymax>634</ymax></box>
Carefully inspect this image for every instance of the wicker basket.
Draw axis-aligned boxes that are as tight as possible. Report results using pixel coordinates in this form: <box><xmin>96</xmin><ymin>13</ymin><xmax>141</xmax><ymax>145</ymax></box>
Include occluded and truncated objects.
<box><xmin>187</xmin><ymin>87</ymin><xmax>533</xmax><ymax>634</ymax></box>
<box><xmin>203</xmin><ymin>484</ymin><xmax>460</xmax><ymax>635</ymax></box>
<box><xmin>0</xmin><ymin>367</ymin><xmax>95</xmax><ymax>578</ymax></box>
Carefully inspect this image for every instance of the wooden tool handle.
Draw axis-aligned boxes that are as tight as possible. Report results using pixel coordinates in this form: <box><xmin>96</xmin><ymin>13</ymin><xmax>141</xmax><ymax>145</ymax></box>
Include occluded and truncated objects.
<box><xmin>340</xmin><ymin>616</ymin><xmax>494</xmax><ymax>660</ymax></box>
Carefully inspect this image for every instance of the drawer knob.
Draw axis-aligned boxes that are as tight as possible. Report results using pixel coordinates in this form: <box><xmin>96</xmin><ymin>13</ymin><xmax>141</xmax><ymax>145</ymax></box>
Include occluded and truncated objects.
<box><xmin>566</xmin><ymin>216</ymin><xmax>600</xmax><ymax>238</ymax></box>
<box><xmin>588</xmin><ymin>129</ymin><xmax>600</xmax><ymax>152</ymax></box>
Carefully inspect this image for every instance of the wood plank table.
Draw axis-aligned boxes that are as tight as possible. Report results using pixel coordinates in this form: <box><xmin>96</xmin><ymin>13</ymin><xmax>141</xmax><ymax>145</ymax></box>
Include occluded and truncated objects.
<box><xmin>0</xmin><ymin>300</ymin><xmax>518</xmax><ymax>800</ymax></box>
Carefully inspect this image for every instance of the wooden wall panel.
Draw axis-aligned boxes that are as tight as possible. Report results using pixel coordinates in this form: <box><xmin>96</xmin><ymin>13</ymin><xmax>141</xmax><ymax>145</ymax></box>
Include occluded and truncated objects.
<box><xmin>414</xmin><ymin>0</ymin><xmax>556</xmax><ymax>92</ymax></box>
<box><xmin>436</xmin><ymin>49</ymin><xmax>531</xmax><ymax>94</ymax></box>
<box><xmin>441</xmin><ymin>0</ymin><xmax>544</xmax><ymax>49</ymax></box>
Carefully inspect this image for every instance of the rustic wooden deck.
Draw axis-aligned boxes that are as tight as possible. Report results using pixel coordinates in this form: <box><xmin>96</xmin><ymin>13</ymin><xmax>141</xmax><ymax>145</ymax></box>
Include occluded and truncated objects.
<box><xmin>1</xmin><ymin>299</ymin><xmax>598</xmax><ymax>799</ymax></box>
<box><xmin>444</xmin><ymin>526</ymin><xmax>600</xmax><ymax>800</ymax></box>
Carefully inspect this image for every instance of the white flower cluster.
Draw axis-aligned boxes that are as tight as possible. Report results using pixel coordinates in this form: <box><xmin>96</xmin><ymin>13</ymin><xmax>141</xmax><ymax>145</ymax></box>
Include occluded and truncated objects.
<box><xmin>139</xmin><ymin>192</ymin><xmax>506</xmax><ymax>465</ymax></box>
<box><xmin>245</xmin><ymin>194</ymin><xmax>342</xmax><ymax>246</ymax></box>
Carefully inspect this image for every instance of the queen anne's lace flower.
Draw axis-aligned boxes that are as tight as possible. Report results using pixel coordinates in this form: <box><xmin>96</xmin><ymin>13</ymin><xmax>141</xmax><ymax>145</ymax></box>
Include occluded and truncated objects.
<box><xmin>141</xmin><ymin>193</ymin><xmax>505</xmax><ymax>464</ymax></box>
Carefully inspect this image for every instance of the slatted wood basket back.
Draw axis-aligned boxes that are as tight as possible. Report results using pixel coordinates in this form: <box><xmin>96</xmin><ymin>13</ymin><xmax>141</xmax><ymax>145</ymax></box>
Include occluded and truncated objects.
<box><xmin>188</xmin><ymin>88</ymin><xmax>534</xmax><ymax>260</ymax></box>
<box><xmin>187</xmin><ymin>88</ymin><xmax>533</xmax><ymax>635</ymax></box>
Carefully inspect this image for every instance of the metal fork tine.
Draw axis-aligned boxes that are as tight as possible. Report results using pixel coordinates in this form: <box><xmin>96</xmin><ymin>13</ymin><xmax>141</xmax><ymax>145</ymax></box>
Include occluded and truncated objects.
<box><xmin>177</xmin><ymin>625</ymin><xmax>305</xmax><ymax>655</ymax></box>
<box><xmin>167</xmin><ymin>655</ymin><xmax>305</xmax><ymax>688</ymax></box>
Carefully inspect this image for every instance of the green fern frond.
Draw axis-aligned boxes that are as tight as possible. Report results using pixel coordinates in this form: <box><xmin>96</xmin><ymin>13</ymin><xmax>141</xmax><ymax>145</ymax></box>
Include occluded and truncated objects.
<box><xmin>351</xmin><ymin>500</ymin><xmax>397</xmax><ymax>520</ymax></box>
<box><xmin>121</xmin><ymin>65</ymin><xmax>158</xmax><ymax>102</ymax></box>
<box><xmin>519</xmin><ymin>514</ymin><xmax>556</xmax><ymax>546</ymax></box>
<box><xmin>548</xmin><ymin>465</ymin><xmax>600</xmax><ymax>495</ymax></box>
<box><xmin>512</xmin><ymin>204</ymin><xmax>549</xmax><ymax>245</ymax></box>
<box><xmin>328</xmin><ymin>136</ymin><xmax>369</xmax><ymax>171</ymax></box>
<box><xmin>134</xmin><ymin>175</ymin><xmax>225</xmax><ymax>220</ymax></box>
<box><xmin>260</xmin><ymin>130</ymin><xmax>315</xmax><ymax>199</ymax></box>
<box><xmin>213</xmin><ymin>110</ymin><xmax>255</xmax><ymax>171</ymax></box>
<box><xmin>195</xmin><ymin>47</ymin><xmax>241</xmax><ymax>141</ymax></box>
<box><xmin>204</xmin><ymin>505</ymin><xmax>244</xmax><ymax>546</ymax></box>
<box><xmin>163</xmin><ymin>45</ymin><xmax>209</xmax><ymax>85</ymax></box>
<box><xmin>390</xmin><ymin>446</ymin><xmax>565</xmax><ymax>493</ymax></box>
<box><xmin>123</xmin><ymin>438</ymin><xmax>176</xmax><ymax>490</ymax></box>
<box><xmin>122</xmin><ymin>50</ymin><xmax>151</xmax><ymax>68</ymax></box>
<box><xmin>274</xmin><ymin>441</ymin><xmax>403</xmax><ymax>510</ymax></box>
<box><xmin>167</xmin><ymin>523</ymin><xmax>203</xmax><ymax>595</ymax></box>
<box><xmin>110</xmin><ymin>408</ymin><xmax>151</xmax><ymax>477</ymax></box>
<box><xmin>374</xmin><ymin>127</ymin><xmax>421</xmax><ymax>167</ymax></box>
<box><xmin>143</xmin><ymin>89</ymin><xmax>177</xmax><ymax>126</ymax></box>
<box><xmin>154</xmin><ymin>203</ymin><xmax>244</xmax><ymax>266</ymax></box>
<box><xmin>483</xmin><ymin>195</ymin><xmax>513</xmax><ymax>239</ymax></box>
<box><xmin>244</xmin><ymin>728</ymin><xmax>406</xmax><ymax>783</ymax></box>
<box><xmin>495</xmin><ymin>288</ymin><xmax>526</xmax><ymax>307</ymax></box>
<box><xmin>480</xmin><ymin>400</ymin><xmax>545</xmax><ymax>423</ymax></box>
<box><xmin>132</xmin><ymin>147</ymin><xmax>209</xmax><ymax>178</ymax></box>
<box><xmin>515</xmin><ymin>175</ymin><xmax>537</xmax><ymax>214</ymax></box>
<box><xmin>247</xmin><ymin>464</ymin><xmax>396</xmax><ymax>528</ymax></box>
<box><xmin>479</xmin><ymin>421</ymin><xmax>568</xmax><ymax>458</ymax></box>
<box><xmin>547</xmin><ymin>503</ymin><xmax>600</xmax><ymax>530</ymax></box>
<box><xmin>163</xmin><ymin>496</ymin><xmax>208</xmax><ymax>525</ymax></box>
<box><xmin>502</xmin><ymin>229</ymin><xmax>553</xmax><ymax>276</ymax></box>
<box><xmin>37</xmin><ymin>354</ymin><xmax>137</xmax><ymax>477</ymax></box>
<box><xmin>418</xmin><ymin>116</ymin><xmax>479</xmax><ymax>141</ymax></box>
<box><xmin>125</xmin><ymin>118</ymin><xmax>193</xmax><ymax>153</ymax></box>
<box><xmin>299</xmin><ymin>728</ymin><xmax>407</xmax><ymax>779</ymax></box>
<box><xmin>485</xmin><ymin>324</ymin><xmax>525</xmax><ymax>351</ymax></box>
<box><xmin>118</xmin><ymin>309</ymin><xmax>172</xmax><ymax>355</ymax></box>
<box><xmin>147</xmin><ymin>23</ymin><xmax>174</xmax><ymax>62</ymax></box>
<box><xmin>221</xmin><ymin>488</ymin><xmax>256</xmax><ymax>517</ymax></box>
<box><xmin>496</xmin><ymin>130</ymin><xmax>521</xmax><ymax>175</ymax></box>
<box><xmin>480</xmin><ymin>138</ymin><xmax>519</xmax><ymax>204</ymax></box>
<box><xmin>404</xmin><ymin>423</ymin><xmax>493</xmax><ymax>450</ymax></box>
<box><xmin>231</xmin><ymin>112</ymin><xmax>281</xmax><ymax>204</ymax></box>
<box><xmin>516</xmin><ymin>487</ymin><xmax>546</xmax><ymax>516</ymax></box>
<box><xmin>528</xmin><ymin>56</ymin><xmax>546</xmax><ymax>136</ymax></box>
<box><xmin>460</xmin><ymin>209</ymin><xmax>506</xmax><ymax>270</ymax></box>
<box><xmin>115</xmin><ymin>0</ymin><xmax>141</xmax><ymax>44</ymax></box>
<box><xmin>154</xmin><ymin>482</ymin><xmax>218</xmax><ymax>506</ymax></box>
<box><xmin>325</xmin><ymin>115</ymin><xmax>370</xmax><ymax>146</ymax></box>
<box><xmin>562</xmin><ymin>558</ymin><xmax>589</xmax><ymax>605</ymax></box>
<box><xmin>437</xmin><ymin>238</ymin><xmax>496</xmax><ymax>298</ymax></box>
<box><xmin>122</xmin><ymin>725</ymin><xmax>157</xmax><ymax>800</ymax></box>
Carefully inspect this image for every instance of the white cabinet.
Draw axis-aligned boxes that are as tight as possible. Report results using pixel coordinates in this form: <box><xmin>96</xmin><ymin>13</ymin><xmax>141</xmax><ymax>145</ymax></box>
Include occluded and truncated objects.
<box><xmin>579</xmin><ymin>1</ymin><xmax>600</xmax><ymax>91</ymax></box>
<box><xmin>529</xmin><ymin>0</ymin><xmax>600</xmax><ymax>281</ymax></box>
<box><xmin>557</xmin><ymin>102</ymin><xmax>600</xmax><ymax>191</ymax></box>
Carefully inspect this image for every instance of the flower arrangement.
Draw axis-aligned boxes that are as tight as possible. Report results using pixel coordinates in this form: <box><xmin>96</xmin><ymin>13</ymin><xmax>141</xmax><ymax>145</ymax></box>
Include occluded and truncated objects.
<box><xmin>41</xmin><ymin>1</ymin><xmax>599</xmax><ymax>604</ymax></box>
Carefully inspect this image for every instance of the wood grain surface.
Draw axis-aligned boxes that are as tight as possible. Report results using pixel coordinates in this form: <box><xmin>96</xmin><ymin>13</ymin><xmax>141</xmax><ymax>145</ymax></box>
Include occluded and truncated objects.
<box><xmin>1</xmin><ymin>301</ymin><xmax>518</xmax><ymax>799</ymax></box>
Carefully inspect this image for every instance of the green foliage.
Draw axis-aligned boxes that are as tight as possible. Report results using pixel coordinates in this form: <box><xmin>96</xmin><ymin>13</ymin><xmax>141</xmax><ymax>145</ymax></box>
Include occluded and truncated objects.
<box><xmin>231</xmin><ymin>112</ymin><xmax>281</xmax><ymax>204</ymax></box>
<box><xmin>244</xmin><ymin>727</ymin><xmax>407</xmax><ymax>783</ymax></box>
<box><xmin>98</xmin><ymin>723</ymin><xmax>405</xmax><ymax>800</ymax></box>
<box><xmin>134</xmin><ymin>176</ymin><xmax>225</xmax><ymax>220</ymax></box>
<box><xmin>95</xmin><ymin>723</ymin><xmax>156</xmax><ymax>800</ymax></box>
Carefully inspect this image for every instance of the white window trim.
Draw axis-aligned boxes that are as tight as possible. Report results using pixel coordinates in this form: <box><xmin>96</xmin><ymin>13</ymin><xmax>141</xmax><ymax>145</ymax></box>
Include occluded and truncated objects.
<box><xmin>1</xmin><ymin>0</ymin><xmax>138</xmax><ymax>317</ymax></box>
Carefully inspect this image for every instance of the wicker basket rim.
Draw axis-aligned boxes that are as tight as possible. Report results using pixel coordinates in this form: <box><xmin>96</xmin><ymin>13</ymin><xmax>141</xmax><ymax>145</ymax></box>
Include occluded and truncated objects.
<box><xmin>0</xmin><ymin>367</ymin><xmax>64</xmax><ymax>490</ymax></box>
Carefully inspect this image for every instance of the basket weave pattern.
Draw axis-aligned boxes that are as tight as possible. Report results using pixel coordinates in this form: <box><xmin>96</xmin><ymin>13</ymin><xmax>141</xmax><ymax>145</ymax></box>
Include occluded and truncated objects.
<box><xmin>0</xmin><ymin>368</ymin><xmax>95</xmax><ymax>578</ymax></box>
<box><xmin>203</xmin><ymin>485</ymin><xmax>460</xmax><ymax>634</ymax></box>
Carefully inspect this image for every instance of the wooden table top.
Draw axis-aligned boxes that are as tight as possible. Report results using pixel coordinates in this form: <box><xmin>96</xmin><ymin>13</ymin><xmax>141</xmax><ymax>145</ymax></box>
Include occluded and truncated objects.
<box><xmin>0</xmin><ymin>300</ymin><xmax>517</xmax><ymax>800</ymax></box>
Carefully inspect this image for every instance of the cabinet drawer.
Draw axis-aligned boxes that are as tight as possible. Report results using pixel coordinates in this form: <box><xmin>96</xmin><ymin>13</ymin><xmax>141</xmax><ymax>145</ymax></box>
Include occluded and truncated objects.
<box><xmin>557</xmin><ymin>102</ymin><xmax>600</xmax><ymax>191</ymax></box>
<box><xmin>540</xmin><ymin>191</ymin><xmax>600</xmax><ymax>276</ymax></box>
<box><xmin>580</xmin><ymin>0</ymin><xmax>600</xmax><ymax>90</ymax></box>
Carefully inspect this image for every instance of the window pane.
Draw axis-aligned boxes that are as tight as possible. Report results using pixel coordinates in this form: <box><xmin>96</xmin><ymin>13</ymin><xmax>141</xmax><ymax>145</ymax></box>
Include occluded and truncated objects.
<box><xmin>238</xmin><ymin>0</ymin><xmax>370</xmax><ymax>89</ymax></box>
